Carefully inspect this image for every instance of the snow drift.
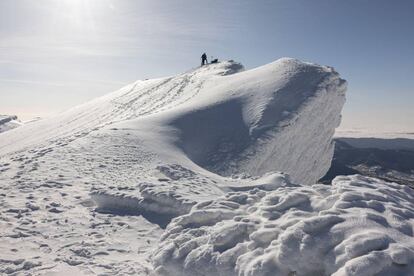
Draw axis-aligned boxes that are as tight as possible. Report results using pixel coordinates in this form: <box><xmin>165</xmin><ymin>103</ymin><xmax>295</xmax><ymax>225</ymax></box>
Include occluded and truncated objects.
<box><xmin>152</xmin><ymin>175</ymin><xmax>414</xmax><ymax>276</ymax></box>
<box><xmin>160</xmin><ymin>58</ymin><xmax>347</xmax><ymax>185</ymax></box>
<box><xmin>0</xmin><ymin>58</ymin><xmax>348</xmax><ymax>274</ymax></box>
<box><xmin>87</xmin><ymin>58</ymin><xmax>346</xmax><ymax>217</ymax></box>
<box><xmin>3</xmin><ymin>57</ymin><xmax>414</xmax><ymax>276</ymax></box>
<box><xmin>0</xmin><ymin>58</ymin><xmax>346</xmax><ymax>186</ymax></box>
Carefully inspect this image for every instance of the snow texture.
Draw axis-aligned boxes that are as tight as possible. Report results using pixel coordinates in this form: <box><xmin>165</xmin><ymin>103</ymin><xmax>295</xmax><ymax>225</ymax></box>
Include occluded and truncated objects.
<box><xmin>153</xmin><ymin>175</ymin><xmax>414</xmax><ymax>276</ymax></box>
<box><xmin>0</xmin><ymin>58</ymin><xmax>346</xmax><ymax>186</ymax></box>
<box><xmin>0</xmin><ymin>58</ymin><xmax>347</xmax><ymax>274</ymax></box>
<box><xmin>148</xmin><ymin>57</ymin><xmax>347</xmax><ymax>185</ymax></box>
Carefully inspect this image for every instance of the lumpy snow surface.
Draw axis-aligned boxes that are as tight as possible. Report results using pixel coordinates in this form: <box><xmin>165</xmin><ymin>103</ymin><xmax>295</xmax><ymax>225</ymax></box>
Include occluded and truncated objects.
<box><xmin>0</xmin><ymin>58</ymin><xmax>353</xmax><ymax>275</ymax></box>
<box><xmin>2</xmin><ymin>58</ymin><xmax>413</xmax><ymax>276</ymax></box>
<box><xmin>153</xmin><ymin>175</ymin><xmax>414</xmax><ymax>276</ymax></box>
<box><xmin>0</xmin><ymin>58</ymin><xmax>346</xmax><ymax>185</ymax></box>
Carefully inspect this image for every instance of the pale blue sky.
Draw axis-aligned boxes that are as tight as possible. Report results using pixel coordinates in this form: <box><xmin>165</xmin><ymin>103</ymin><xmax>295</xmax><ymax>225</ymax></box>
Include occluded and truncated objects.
<box><xmin>1</xmin><ymin>0</ymin><xmax>413</xmax><ymax>132</ymax></box>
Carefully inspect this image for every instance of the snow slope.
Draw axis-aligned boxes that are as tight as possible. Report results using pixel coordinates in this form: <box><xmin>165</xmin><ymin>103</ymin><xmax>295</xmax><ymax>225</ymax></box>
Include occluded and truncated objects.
<box><xmin>0</xmin><ymin>58</ymin><xmax>346</xmax><ymax>274</ymax></box>
<box><xmin>0</xmin><ymin>58</ymin><xmax>346</xmax><ymax>184</ymax></box>
<box><xmin>143</xmin><ymin>58</ymin><xmax>346</xmax><ymax>185</ymax></box>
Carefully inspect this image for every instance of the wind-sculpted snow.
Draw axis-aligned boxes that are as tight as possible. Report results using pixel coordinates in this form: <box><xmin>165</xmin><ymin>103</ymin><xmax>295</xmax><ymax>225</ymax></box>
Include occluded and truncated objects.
<box><xmin>152</xmin><ymin>175</ymin><xmax>414</xmax><ymax>276</ymax></box>
<box><xmin>0</xmin><ymin>58</ymin><xmax>346</xmax><ymax>274</ymax></box>
<box><xmin>162</xmin><ymin>58</ymin><xmax>347</xmax><ymax>185</ymax></box>
<box><xmin>0</xmin><ymin>58</ymin><xmax>345</xmax><ymax>186</ymax></box>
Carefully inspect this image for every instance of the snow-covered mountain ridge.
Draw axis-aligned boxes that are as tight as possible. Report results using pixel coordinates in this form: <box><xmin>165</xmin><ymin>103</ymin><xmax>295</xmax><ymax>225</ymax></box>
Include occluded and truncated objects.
<box><xmin>3</xmin><ymin>58</ymin><xmax>411</xmax><ymax>276</ymax></box>
<box><xmin>0</xmin><ymin>58</ymin><xmax>347</xmax><ymax>223</ymax></box>
<box><xmin>0</xmin><ymin>58</ymin><xmax>349</xmax><ymax>274</ymax></box>
<box><xmin>0</xmin><ymin>58</ymin><xmax>345</xmax><ymax>186</ymax></box>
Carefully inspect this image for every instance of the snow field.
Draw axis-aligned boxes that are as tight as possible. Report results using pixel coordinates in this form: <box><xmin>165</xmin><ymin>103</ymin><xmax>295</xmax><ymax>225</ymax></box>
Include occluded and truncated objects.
<box><xmin>0</xmin><ymin>58</ymin><xmax>349</xmax><ymax>275</ymax></box>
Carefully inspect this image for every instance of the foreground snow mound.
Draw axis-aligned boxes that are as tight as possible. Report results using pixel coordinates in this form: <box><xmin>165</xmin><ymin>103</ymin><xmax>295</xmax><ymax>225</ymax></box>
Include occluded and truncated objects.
<box><xmin>0</xmin><ymin>115</ymin><xmax>22</xmax><ymax>133</ymax></box>
<box><xmin>152</xmin><ymin>175</ymin><xmax>414</xmax><ymax>276</ymax></box>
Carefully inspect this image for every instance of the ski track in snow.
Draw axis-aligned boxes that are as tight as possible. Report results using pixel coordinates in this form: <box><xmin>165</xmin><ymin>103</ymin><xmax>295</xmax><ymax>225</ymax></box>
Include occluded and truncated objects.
<box><xmin>0</xmin><ymin>122</ymin><xmax>162</xmax><ymax>275</ymax></box>
<box><xmin>0</xmin><ymin>63</ymin><xmax>235</xmax><ymax>275</ymax></box>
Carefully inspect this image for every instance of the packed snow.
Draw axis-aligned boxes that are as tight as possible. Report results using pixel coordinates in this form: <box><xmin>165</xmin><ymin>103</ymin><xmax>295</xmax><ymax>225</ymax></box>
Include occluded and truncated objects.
<box><xmin>3</xmin><ymin>57</ymin><xmax>411</xmax><ymax>275</ymax></box>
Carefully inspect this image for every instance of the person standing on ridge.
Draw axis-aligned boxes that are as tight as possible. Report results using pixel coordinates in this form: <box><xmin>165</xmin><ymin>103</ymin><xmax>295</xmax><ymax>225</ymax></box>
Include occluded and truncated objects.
<box><xmin>201</xmin><ymin>53</ymin><xmax>208</xmax><ymax>66</ymax></box>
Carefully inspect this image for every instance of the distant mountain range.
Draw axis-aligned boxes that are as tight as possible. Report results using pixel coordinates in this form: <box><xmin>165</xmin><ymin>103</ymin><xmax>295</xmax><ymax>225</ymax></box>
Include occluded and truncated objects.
<box><xmin>321</xmin><ymin>138</ymin><xmax>414</xmax><ymax>188</ymax></box>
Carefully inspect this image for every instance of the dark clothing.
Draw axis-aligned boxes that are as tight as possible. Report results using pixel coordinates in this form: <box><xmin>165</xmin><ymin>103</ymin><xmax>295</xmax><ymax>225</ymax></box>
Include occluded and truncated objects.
<box><xmin>201</xmin><ymin>53</ymin><xmax>207</xmax><ymax>66</ymax></box>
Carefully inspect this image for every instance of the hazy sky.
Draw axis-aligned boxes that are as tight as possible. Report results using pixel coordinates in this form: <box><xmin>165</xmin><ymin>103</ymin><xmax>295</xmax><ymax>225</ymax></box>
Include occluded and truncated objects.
<box><xmin>1</xmin><ymin>0</ymin><xmax>413</xmax><ymax>132</ymax></box>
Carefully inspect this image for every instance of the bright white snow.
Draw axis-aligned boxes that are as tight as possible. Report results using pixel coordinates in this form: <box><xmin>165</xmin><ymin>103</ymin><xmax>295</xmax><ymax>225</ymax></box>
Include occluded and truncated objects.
<box><xmin>153</xmin><ymin>175</ymin><xmax>414</xmax><ymax>276</ymax></box>
<box><xmin>9</xmin><ymin>58</ymin><xmax>414</xmax><ymax>276</ymax></box>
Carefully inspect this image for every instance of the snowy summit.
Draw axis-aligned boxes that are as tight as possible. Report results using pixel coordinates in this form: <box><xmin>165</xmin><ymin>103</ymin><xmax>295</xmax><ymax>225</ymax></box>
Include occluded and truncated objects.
<box><xmin>1</xmin><ymin>58</ymin><xmax>413</xmax><ymax>275</ymax></box>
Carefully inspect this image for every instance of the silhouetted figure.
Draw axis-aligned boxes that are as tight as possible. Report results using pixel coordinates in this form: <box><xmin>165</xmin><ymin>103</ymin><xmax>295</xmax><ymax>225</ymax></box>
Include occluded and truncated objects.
<box><xmin>201</xmin><ymin>53</ymin><xmax>208</xmax><ymax>66</ymax></box>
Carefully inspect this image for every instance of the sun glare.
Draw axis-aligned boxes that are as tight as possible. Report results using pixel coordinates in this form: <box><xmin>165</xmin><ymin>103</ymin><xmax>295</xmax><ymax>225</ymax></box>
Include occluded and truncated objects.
<box><xmin>54</xmin><ymin>0</ymin><xmax>107</xmax><ymax>32</ymax></box>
